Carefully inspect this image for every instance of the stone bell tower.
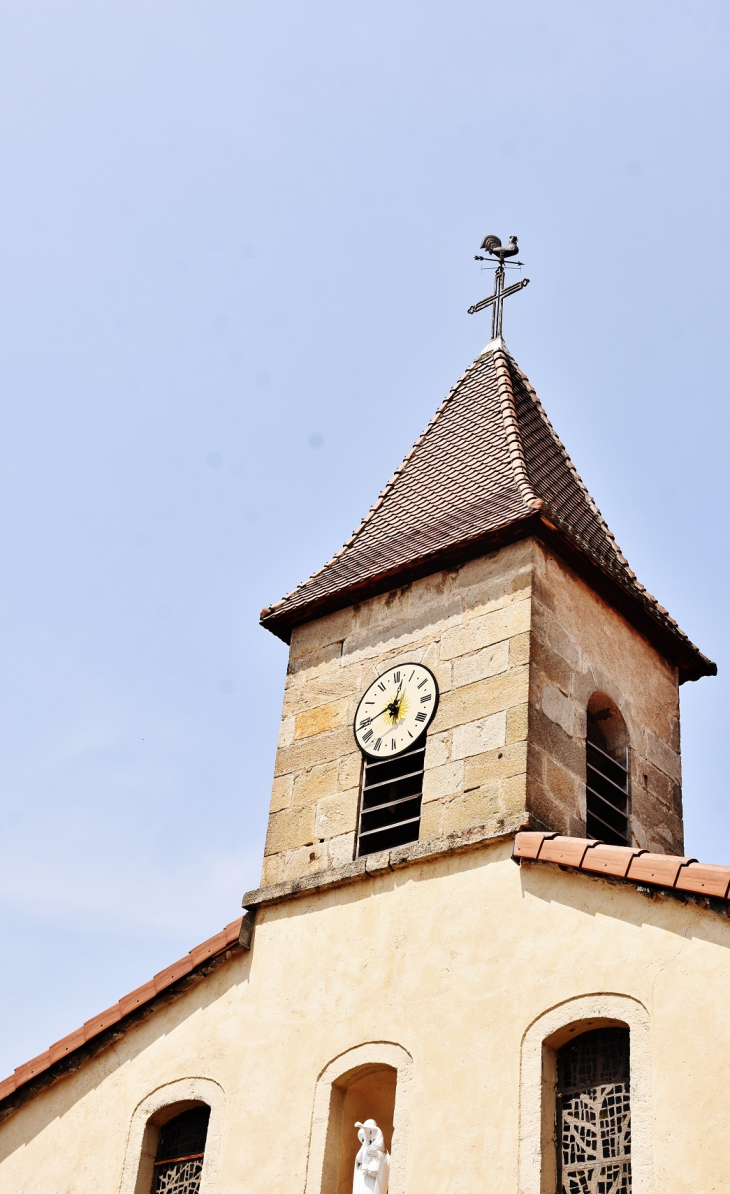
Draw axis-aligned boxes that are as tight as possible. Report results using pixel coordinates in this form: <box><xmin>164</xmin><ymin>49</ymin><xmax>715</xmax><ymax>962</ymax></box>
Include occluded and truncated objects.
<box><xmin>253</xmin><ymin>337</ymin><xmax>715</xmax><ymax>901</ymax></box>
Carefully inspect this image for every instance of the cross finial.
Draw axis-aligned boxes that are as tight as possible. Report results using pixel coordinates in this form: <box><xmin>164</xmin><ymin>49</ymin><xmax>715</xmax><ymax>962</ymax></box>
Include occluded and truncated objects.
<box><xmin>468</xmin><ymin>234</ymin><xmax>529</xmax><ymax>339</ymax></box>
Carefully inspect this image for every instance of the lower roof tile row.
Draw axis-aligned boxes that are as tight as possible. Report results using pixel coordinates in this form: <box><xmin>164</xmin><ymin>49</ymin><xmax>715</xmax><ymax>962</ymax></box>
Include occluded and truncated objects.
<box><xmin>6</xmin><ymin>834</ymin><xmax>729</xmax><ymax>1110</ymax></box>
<box><xmin>514</xmin><ymin>832</ymin><xmax>730</xmax><ymax>899</ymax></box>
<box><xmin>0</xmin><ymin>916</ymin><xmax>244</xmax><ymax>1106</ymax></box>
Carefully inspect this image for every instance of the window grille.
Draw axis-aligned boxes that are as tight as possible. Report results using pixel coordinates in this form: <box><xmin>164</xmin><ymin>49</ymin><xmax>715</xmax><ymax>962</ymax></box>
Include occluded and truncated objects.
<box><xmin>356</xmin><ymin>739</ymin><xmax>425</xmax><ymax>857</ymax></box>
<box><xmin>556</xmin><ymin>1027</ymin><xmax>631</xmax><ymax>1194</ymax></box>
<box><xmin>151</xmin><ymin>1106</ymin><xmax>210</xmax><ymax>1194</ymax></box>
<box><xmin>586</xmin><ymin>714</ymin><xmax>629</xmax><ymax>847</ymax></box>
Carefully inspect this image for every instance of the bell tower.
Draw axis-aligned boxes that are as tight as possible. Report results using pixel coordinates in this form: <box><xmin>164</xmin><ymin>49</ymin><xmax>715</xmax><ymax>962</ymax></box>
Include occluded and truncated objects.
<box><xmin>253</xmin><ymin>301</ymin><xmax>714</xmax><ymax>902</ymax></box>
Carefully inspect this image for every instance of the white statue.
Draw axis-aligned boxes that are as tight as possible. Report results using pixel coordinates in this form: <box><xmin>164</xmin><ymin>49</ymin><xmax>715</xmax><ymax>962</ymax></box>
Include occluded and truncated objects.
<box><xmin>353</xmin><ymin>1119</ymin><xmax>390</xmax><ymax>1194</ymax></box>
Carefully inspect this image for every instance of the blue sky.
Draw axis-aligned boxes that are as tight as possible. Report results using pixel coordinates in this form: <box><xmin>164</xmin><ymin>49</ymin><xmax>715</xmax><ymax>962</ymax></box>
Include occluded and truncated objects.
<box><xmin>1</xmin><ymin>0</ymin><xmax>728</xmax><ymax>1075</ymax></box>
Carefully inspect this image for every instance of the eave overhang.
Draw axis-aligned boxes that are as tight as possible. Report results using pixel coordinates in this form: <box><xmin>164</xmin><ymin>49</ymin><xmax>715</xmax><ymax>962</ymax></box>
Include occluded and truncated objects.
<box><xmin>260</xmin><ymin>513</ymin><xmax>715</xmax><ymax>683</ymax></box>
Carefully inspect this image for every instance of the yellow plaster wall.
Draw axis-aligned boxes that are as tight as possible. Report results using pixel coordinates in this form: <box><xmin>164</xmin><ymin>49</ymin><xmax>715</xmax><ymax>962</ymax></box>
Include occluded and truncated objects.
<box><xmin>2</xmin><ymin>844</ymin><xmax>729</xmax><ymax>1194</ymax></box>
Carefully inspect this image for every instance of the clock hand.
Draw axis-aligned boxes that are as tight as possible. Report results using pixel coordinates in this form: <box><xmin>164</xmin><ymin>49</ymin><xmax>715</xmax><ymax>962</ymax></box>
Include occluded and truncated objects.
<box><xmin>359</xmin><ymin>680</ymin><xmax>407</xmax><ymax>731</ymax></box>
<box><xmin>359</xmin><ymin>705</ymin><xmax>390</xmax><ymax>727</ymax></box>
<box><xmin>360</xmin><ymin>691</ymin><xmax>405</xmax><ymax>728</ymax></box>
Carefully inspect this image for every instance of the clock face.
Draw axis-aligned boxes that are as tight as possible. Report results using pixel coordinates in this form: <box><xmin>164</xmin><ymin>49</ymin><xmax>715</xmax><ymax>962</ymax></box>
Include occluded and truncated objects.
<box><xmin>353</xmin><ymin>663</ymin><xmax>439</xmax><ymax>759</ymax></box>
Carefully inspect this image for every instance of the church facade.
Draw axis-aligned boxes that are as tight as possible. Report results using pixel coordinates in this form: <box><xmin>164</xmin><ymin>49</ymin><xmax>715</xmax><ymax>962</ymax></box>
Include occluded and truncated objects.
<box><xmin>0</xmin><ymin>335</ymin><xmax>726</xmax><ymax>1194</ymax></box>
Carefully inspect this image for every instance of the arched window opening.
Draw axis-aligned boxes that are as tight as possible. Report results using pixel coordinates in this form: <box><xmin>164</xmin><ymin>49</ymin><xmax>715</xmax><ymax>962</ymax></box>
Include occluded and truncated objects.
<box><xmin>335</xmin><ymin>1067</ymin><xmax>395</xmax><ymax>1194</ymax></box>
<box><xmin>319</xmin><ymin>1062</ymin><xmax>397</xmax><ymax>1194</ymax></box>
<box><xmin>586</xmin><ymin>694</ymin><xmax>629</xmax><ymax>846</ymax></box>
<box><xmin>150</xmin><ymin>1104</ymin><xmax>210</xmax><ymax>1194</ymax></box>
<box><xmin>305</xmin><ymin>1043</ymin><xmax>411</xmax><ymax>1194</ymax></box>
<box><xmin>556</xmin><ymin>1027</ymin><xmax>631</xmax><ymax>1194</ymax></box>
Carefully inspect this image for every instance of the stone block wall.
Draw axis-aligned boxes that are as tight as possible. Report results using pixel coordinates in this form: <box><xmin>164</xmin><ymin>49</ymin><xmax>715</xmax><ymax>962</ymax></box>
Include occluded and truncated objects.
<box><xmin>528</xmin><ymin>540</ymin><xmax>683</xmax><ymax>854</ymax></box>
<box><xmin>261</xmin><ymin>539</ymin><xmax>534</xmax><ymax>885</ymax></box>
<box><xmin>261</xmin><ymin>535</ymin><xmax>685</xmax><ymax>887</ymax></box>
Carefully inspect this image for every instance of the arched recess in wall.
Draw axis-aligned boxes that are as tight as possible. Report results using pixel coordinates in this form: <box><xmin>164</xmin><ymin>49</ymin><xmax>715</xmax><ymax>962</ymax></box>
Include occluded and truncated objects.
<box><xmin>517</xmin><ymin>994</ymin><xmax>653</xmax><ymax>1194</ymax></box>
<box><xmin>118</xmin><ymin>1076</ymin><xmax>225</xmax><ymax>1194</ymax></box>
<box><xmin>304</xmin><ymin>1041</ymin><xmax>413</xmax><ymax>1194</ymax></box>
<box><xmin>586</xmin><ymin>693</ymin><xmax>630</xmax><ymax>846</ymax></box>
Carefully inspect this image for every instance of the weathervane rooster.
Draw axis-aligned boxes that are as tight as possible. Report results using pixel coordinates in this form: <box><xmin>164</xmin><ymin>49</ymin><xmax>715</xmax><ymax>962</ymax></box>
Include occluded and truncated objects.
<box><xmin>475</xmin><ymin>234</ymin><xmax>521</xmax><ymax>264</ymax></box>
<box><xmin>468</xmin><ymin>233</ymin><xmax>529</xmax><ymax>337</ymax></box>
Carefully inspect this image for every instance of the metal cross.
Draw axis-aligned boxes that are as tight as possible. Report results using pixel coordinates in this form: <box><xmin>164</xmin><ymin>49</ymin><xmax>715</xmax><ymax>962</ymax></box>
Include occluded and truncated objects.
<box><xmin>468</xmin><ymin>264</ymin><xmax>529</xmax><ymax>340</ymax></box>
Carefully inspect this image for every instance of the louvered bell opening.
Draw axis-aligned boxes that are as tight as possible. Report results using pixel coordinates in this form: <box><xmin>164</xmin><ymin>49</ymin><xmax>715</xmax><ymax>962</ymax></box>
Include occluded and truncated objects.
<box><xmin>356</xmin><ymin>741</ymin><xmax>425</xmax><ymax>858</ymax></box>
<box><xmin>586</xmin><ymin>738</ymin><xmax>629</xmax><ymax>847</ymax></box>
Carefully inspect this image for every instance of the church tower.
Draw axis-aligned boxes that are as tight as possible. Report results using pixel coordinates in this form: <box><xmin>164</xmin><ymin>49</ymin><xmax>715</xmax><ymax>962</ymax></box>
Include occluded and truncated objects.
<box><xmin>256</xmin><ymin>335</ymin><xmax>715</xmax><ymax>899</ymax></box>
<box><xmin>3</xmin><ymin>248</ymin><xmax>727</xmax><ymax>1194</ymax></box>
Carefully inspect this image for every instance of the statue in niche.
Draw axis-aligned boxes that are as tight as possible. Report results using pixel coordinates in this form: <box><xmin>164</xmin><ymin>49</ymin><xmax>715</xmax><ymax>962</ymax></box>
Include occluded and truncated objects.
<box><xmin>353</xmin><ymin>1119</ymin><xmax>390</xmax><ymax>1194</ymax></box>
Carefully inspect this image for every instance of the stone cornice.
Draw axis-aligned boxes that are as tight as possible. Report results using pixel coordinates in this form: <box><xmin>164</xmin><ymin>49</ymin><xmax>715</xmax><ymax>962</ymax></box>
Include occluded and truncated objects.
<box><xmin>242</xmin><ymin>817</ymin><xmax>527</xmax><ymax>910</ymax></box>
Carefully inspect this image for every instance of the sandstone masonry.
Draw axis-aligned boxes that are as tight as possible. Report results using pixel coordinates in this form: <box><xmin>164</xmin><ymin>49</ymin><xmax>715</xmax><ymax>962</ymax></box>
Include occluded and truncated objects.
<box><xmin>261</xmin><ymin>536</ymin><xmax>684</xmax><ymax>887</ymax></box>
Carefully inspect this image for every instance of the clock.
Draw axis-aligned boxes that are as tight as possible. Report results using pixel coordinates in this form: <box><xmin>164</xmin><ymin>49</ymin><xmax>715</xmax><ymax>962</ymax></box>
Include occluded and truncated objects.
<box><xmin>353</xmin><ymin>663</ymin><xmax>439</xmax><ymax>759</ymax></box>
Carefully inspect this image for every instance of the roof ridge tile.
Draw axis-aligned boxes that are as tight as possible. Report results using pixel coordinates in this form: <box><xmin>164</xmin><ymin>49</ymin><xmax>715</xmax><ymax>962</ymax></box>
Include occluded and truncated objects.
<box><xmin>492</xmin><ymin>345</ymin><xmax>545</xmax><ymax>512</ymax></box>
<box><xmin>505</xmin><ymin>351</ymin><xmax>630</xmax><ymax>569</ymax></box>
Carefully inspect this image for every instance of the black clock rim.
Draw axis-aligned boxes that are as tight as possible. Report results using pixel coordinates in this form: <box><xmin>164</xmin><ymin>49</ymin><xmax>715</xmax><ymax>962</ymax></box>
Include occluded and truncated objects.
<box><xmin>353</xmin><ymin>661</ymin><xmax>440</xmax><ymax>761</ymax></box>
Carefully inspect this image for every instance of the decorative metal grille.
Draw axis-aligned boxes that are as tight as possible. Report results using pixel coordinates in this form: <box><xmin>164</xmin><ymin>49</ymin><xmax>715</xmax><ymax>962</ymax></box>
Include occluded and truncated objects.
<box><xmin>356</xmin><ymin>740</ymin><xmax>425</xmax><ymax>857</ymax></box>
<box><xmin>586</xmin><ymin>717</ymin><xmax>629</xmax><ymax>847</ymax></box>
<box><xmin>151</xmin><ymin>1106</ymin><xmax>210</xmax><ymax>1194</ymax></box>
<box><xmin>153</xmin><ymin>1158</ymin><xmax>204</xmax><ymax>1194</ymax></box>
<box><xmin>557</xmin><ymin>1028</ymin><xmax>631</xmax><ymax>1194</ymax></box>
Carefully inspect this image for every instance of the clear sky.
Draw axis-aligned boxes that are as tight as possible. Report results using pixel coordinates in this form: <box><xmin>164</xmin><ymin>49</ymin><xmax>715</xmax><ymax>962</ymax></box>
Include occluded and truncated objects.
<box><xmin>1</xmin><ymin>0</ymin><xmax>728</xmax><ymax>1076</ymax></box>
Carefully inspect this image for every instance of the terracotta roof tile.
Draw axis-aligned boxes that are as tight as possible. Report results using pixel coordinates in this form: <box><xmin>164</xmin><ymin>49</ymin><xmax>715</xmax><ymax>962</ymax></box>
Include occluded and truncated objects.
<box><xmin>512</xmin><ymin>830</ymin><xmax>555</xmax><ymax>859</ymax></box>
<box><xmin>119</xmin><ymin>981</ymin><xmax>157</xmax><ymax>1019</ymax></box>
<box><xmin>153</xmin><ymin>955</ymin><xmax>195</xmax><ymax>992</ymax></box>
<box><xmin>626</xmin><ymin>853</ymin><xmax>693</xmax><ymax>887</ymax></box>
<box><xmin>189</xmin><ymin>927</ymin><xmax>232</xmax><ymax>968</ymax></box>
<box><xmin>675</xmin><ymin>862</ymin><xmax>730</xmax><ymax>899</ymax></box>
<box><xmin>48</xmin><ymin>1028</ymin><xmax>85</xmax><ymax>1065</ymax></box>
<box><xmin>260</xmin><ymin>341</ymin><xmax>715</xmax><ymax>682</ymax></box>
<box><xmin>538</xmin><ymin>835</ymin><xmax>592</xmax><ymax>867</ymax></box>
<box><xmin>14</xmin><ymin>1053</ymin><xmax>51</xmax><ymax>1085</ymax></box>
<box><xmin>514</xmin><ymin>833</ymin><xmax>730</xmax><ymax>904</ymax></box>
<box><xmin>581</xmin><ymin>844</ymin><xmax>644</xmax><ymax>879</ymax></box>
<box><xmin>0</xmin><ymin>914</ymin><xmax>248</xmax><ymax>1113</ymax></box>
<box><xmin>82</xmin><ymin>1004</ymin><xmax>122</xmax><ymax>1041</ymax></box>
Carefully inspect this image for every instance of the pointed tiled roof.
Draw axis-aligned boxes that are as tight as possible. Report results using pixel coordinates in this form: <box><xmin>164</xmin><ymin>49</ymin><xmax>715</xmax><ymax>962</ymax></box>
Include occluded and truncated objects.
<box><xmin>261</xmin><ymin>340</ymin><xmax>715</xmax><ymax>681</ymax></box>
